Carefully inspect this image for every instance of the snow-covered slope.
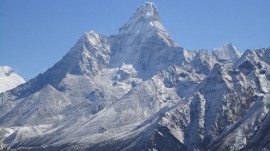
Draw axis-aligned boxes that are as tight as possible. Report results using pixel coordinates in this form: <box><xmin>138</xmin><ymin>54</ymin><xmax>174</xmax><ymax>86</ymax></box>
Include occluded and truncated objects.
<box><xmin>0</xmin><ymin>2</ymin><xmax>269</xmax><ymax>151</ymax></box>
<box><xmin>0</xmin><ymin>66</ymin><xmax>25</xmax><ymax>93</ymax></box>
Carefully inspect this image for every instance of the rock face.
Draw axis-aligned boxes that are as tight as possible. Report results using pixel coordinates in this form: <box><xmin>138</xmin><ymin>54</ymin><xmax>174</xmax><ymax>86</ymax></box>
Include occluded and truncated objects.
<box><xmin>0</xmin><ymin>2</ymin><xmax>270</xmax><ymax>151</ymax></box>
<box><xmin>0</xmin><ymin>66</ymin><xmax>25</xmax><ymax>93</ymax></box>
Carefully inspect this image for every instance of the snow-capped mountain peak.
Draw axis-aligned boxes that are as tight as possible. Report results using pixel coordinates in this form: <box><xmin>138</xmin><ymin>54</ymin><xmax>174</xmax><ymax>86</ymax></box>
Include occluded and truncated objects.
<box><xmin>144</xmin><ymin>2</ymin><xmax>157</xmax><ymax>19</ymax></box>
<box><xmin>1</xmin><ymin>2</ymin><xmax>270</xmax><ymax>151</ymax></box>
<box><xmin>0</xmin><ymin>66</ymin><xmax>25</xmax><ymax>93</ymax></box>
<box><xmin>118</xmin><ymin>2</ymin><xmax>176</xmax><ymax>47</ymax></box>
<box><xmin>119</xmin><ymin>2</ymin><xmax>159</xmax><ymax>34</ymax></box>
<box><xmin>0</xmin><ymin>66</ymin><xmax>13</xmax><ymax>77</ymax></box>
<box><xmin>212</xmin><ymin>42</ymin><xmax>241</xmax><ymax>62</ymax></box>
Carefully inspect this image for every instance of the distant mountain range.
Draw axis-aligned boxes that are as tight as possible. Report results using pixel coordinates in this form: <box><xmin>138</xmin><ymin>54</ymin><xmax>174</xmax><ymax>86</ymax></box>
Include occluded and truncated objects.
<box><xmin>1</xmin><ymin>2</ymin><xmax>270</xmax><ymax>151</ymax></box>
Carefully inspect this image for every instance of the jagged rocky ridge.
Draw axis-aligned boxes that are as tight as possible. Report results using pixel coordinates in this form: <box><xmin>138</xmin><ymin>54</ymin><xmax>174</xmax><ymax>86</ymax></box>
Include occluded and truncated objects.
<box><xmin>0</xmin><ymin>2</ymin><xmax>270</xmax><ymax>151</ymax></box>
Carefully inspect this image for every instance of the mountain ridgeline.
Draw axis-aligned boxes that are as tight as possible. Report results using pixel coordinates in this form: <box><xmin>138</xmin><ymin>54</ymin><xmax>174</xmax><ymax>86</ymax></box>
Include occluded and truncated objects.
<box><xmin>1</xmin><ymin>2</ymin><xmax>270</xmax><ymax>151</ymax></box>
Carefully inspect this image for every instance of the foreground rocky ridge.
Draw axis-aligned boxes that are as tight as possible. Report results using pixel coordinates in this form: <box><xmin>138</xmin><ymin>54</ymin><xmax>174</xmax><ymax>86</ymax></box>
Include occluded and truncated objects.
<box><xmin>0</xmin><ymin>2</ymin><xmax>270</xmax><ymax>151</ymax></box>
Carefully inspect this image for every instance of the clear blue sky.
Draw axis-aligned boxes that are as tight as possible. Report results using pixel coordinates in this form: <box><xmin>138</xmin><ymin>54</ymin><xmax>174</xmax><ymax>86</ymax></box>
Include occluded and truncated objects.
<box><xmin>1</xmin><ymin>0</ymin><xmax>269</xmax><ymax>80</ymax></box>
